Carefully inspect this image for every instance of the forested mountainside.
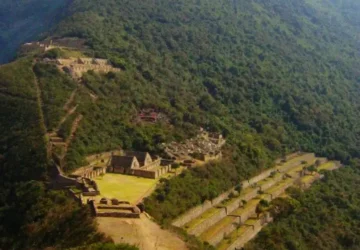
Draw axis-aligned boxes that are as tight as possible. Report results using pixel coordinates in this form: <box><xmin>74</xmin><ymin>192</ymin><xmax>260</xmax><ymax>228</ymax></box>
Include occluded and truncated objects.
<box><xmin>246</xmin><ymin>163</ymin><xmax>360</xmax><ymax>250</ymax></box>
<box><xmin>1</xmin><ymin>0</ymin><xmax>360</xmax><ymax>249</ymax></box>
<box><xmin>0</xmin><ymin>0</ymin><xmax>70</xmax><ymax>63</ymax></box>
<box><xmin>0</xmin><ymin>59</ymin><xmax>137</xmax><ymax>249</ymax></box>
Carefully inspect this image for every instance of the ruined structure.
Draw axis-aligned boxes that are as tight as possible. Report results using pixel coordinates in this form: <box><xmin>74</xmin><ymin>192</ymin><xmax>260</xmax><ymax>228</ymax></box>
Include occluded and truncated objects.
<box><xmin>20</xmin><ymin>41</ymin><xmax>52</xmax><ymax>53</ymax></box>
<box><xmin>108</xmin><ymin>151</ymin><xmax>171</xmax><ymax>179</ymax></box>
<box><xmin>21</xmin><ymin>38</ymin><xmax>87</xmax><ymax>54</ymax></box>
<box><xmin>164</xmin><ymin>128</ymin><xmax>225</xmax><ymax>163</ymax></box>
<box><xmin>136</xmin><ymin>109</ymin><xmax>169</xmax><ymax>123</ymax></box>
<box><xmin>55</xmin><ymin>57</ymin><xmax>120</xmax><ymax>78</ymax></box>
<box><xmin>89</xmin><ymin>199</ymin><xmax>141</xmax><ymax>218</ymax></box>
<box><xmin>71</xmin><ymin>165</ymin><xmax>107</xmax><ymax>179</ymax></box>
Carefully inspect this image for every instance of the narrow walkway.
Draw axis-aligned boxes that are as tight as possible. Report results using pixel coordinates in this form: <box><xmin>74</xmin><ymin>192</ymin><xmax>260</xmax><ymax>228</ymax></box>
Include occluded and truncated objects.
<box><xmin>31</xmin><ymin>63</ymin><xmax>48</xmax><ymax>137</ymax></box>
<box><xmin>55</xmin><ymin>105</ymin><xmax>78</xmax><ymax>131</ymax></box>
<box><xmin>63</xmin><ymin>88</ymin><xmax>77</xmax><ymax>111</ymax></box>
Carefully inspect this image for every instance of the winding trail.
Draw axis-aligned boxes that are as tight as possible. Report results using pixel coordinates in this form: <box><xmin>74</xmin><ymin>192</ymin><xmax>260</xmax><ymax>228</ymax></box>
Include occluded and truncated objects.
<box><xmin>63</xmin><ymin>89</ymin><xmax>77</xmax><ymax>111</ymax></box>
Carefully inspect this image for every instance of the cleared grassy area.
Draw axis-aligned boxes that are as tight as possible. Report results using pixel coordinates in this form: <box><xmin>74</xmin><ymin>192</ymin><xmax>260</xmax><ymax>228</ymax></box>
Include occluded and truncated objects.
<box><xmin>301</xmin><ymin>175</ymin><xmax>317</xmax><ymax>185</ymax></box>
<box><xmin>231</xmin><ymin>199</ymin><xmax>260</xmax><ymax>216</ymax></box>
<box><xmin>184</xmin><ymin>207</ymin><xmax>222</xmax><ymax>230</ymax></box>
<box><xmin>94</xmin><ymin>173</ymin><xmax>157</xmax><ymax>204</ymax></box>
<box><xmin>263</xmin><ymin>178</ymin><xmax>294</xmax><ymax>196</ymax></box>
<box><xmin>318</xmin><ymin>161</ymin><xmax>337</xmax><ymax>171</ymax></box>
<box><xmin>200</xmin><ymin>216</ymin><xmax>236</xmax><ymax>241</ymax></box>
<box><xmin>217</xmin><ymin>224</ymin><xmax>250</xmax><ymax>250</ymax></box>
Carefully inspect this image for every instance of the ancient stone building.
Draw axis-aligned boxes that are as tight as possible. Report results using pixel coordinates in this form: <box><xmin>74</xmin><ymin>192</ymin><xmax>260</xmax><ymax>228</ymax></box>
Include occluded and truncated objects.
<box><xmin>109</xmin><ymin>155</ymin><xmax>141</xmax><ymax>174</ymax></box>
<box><xmin>108</xmin><ymin>151</ymin><xmax>171</xmax><ymax>179</ymax></box>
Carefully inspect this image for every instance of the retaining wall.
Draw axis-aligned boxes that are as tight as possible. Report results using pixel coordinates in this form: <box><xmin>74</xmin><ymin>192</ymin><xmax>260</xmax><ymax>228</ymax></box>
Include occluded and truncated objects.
<box><xmin>173</xmin><ymin>189</ymin><xmax>233</xmax><ymax>227</ymax></box>
<box><xmin>207</xmin><ymin>217</ymin><xmax>240</xmax><ymax>246</ymax></box>
<box><xmin>188</xmin><ymin>208</ymin><xmax>227</xmax><ymax>236</ymax></box>
<box><xmin>259</xmin><ymin>174</ymin><xmax>283</xmax><ymax>191</ymax></box>
<box><xmin>96</xmin><ymin>212</ymin><xmax>140</xmax><ymax>218</ymax></box>
<box><xmin>173</xmin><ymin>153</ymin><xmax>310</xmax><ymax>228</ymax></box>
<box><xmin>173</xmin><ymin>200</ymin><xmax>213</xmax><ymax>227</ymax></box>
<box><xmin>226</xmin><ymin>220</ymin><xmax>263</xmax><ymax>250</ymax></box>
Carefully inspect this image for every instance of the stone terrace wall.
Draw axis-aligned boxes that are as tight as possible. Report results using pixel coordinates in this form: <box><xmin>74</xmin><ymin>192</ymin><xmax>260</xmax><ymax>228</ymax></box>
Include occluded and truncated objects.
<box><xmin>259</xmin><ymin>174</ymin><xmax>283</xmax><ymax>191</ymax></box>
<box><xmin>224</xmin><ymin>199</ymin><xmax>242</xmax><ymax>215</ymax></box>
<box><xmin>226</xmin><ymin>220</ymin><xmax>264</xmax><ymax>250</ymax></box>
<box><xmin>242</xmin><ymin>169</ymin><xmax>273</xmax><ymax>190</ymax></box>
<box><xmin>189</xmin><ymin>208</ymin><xmax>227</xmax><ymax>236</ymax></box>
<box><xmin>173</xmin><ymin>200</ymin><xmax>213</xmax><ymax>227</ymax></box>
<box><xmin>275</xmin><ymin>152</ymin><xmax>301</xmax><ymax>164</ymax></box>
<box><xmin>173</xmin><ymin>189</ymin><xmax>233</xmax><ymax>227</ymax></box>
<box><xmin>208</xmin><ymin>217</ymin><xmax>240</xmax><ymax>246</ymax></box>
<box><xmin>173</xmin><ymin>153</ymin><xmax>309</xmax><ymax>228</ymax></box>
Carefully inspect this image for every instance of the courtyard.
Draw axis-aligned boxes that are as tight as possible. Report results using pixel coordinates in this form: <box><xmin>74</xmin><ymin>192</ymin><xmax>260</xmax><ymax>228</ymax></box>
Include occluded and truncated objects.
<box><xmin>94</xmin><ymin>173</ymin><xmax>158</xmax><ymax>204</ymax></box>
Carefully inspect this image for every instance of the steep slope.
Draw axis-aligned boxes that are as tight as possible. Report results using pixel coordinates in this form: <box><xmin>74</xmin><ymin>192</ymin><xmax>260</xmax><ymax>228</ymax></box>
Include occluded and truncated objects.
<box><xmin>245</xmin><ymin>165</ymin><xmax>360</xmax><ymax>250</ymax></box>
<box><xmin>52</xmin><ymin>0</ymin><xmax>360</xmax><ymax>163</ymax></box>
<box><xmin>0</xmin><ymin>59</ymin><xmax>135</xmax><ymax>249</ymax></box>
<box><xmin>0</xmin><ymin>0</ymin><xmax>70</xmax><ymax>63</ymax></box>
<box><xmin>1</xmin><ymin>0</ymin><xmax>360</xmax><ymax>249</ymax></box>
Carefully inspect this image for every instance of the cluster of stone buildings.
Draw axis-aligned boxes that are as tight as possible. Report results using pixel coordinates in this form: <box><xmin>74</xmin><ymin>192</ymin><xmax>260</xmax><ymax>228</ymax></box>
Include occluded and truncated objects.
<box><xmin>70</xmin><ymin>150</ymin><xmax>172</xmax><ymax>180</ymax></box>
<box><xmin>54</xmin><ymin>57</ymin><xmax>120</xmax><ymax>78</ymax></box>
<box><xmin>164</xmin><ymin>129</ymin><xmax>226</xmax><ymax>164</ymax></box>
<box><xmin>108</xmin><ymin>151</ymin><xmax>172</xmax><ymax>179</ymax></box>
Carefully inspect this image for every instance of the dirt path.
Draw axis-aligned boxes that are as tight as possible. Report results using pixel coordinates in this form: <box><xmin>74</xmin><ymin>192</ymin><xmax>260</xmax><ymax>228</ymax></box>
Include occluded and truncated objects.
<box><xmin>63</xmin><ymin>88</ymin><xmax>77</xmax><ymax>110</ymax></box>
<box><xmin>55</xmin><ymin>105</ymin><xmax>78</xmax><ymax>131</ymax></box>
<box><xmin>97</xmin><ymin>215</ymin><xmax>187</xmax><ymax>250</ymax></box>
<box><xmin>64</xmin><ymin>114</ymin><xmax>83</xmax><ymax>150</ymax></box>
<box><xmin>31</xmin><ymin>64</ymin><xmax>48</xmax><ymax>134</ymax></box>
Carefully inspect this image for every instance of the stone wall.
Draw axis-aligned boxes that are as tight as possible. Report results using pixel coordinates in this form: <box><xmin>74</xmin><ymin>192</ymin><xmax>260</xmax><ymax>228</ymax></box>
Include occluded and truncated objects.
<box><xmin>132</xmin><ymin>169</ymin><xmax>157</xmax><ymax>179</ymax></box>
<box><xmin>241</xmin><ymin>169</ymin><xmax>273</xmax><ymax>190</ymax></box>
<box><xmin>51</xmin><ymin>164</ymin><xmax>80</xmax><ymax>189</ymax></box>
<box><xmin>224</xmin><ymin>199</ymin><xmax>241</xmax><ymax>215</ymax></box>
<box><xmin>207</xmin><ymin>216</ymin><xmax>240</xmax><ymax>246</ymax></box>
<box><xmin>226</xmin><ymin>220</ymin><xmax>263</xmax><ymax>250</ymax></box>
<box><xmin>226</xmin><ymin>215</ymin><xmax>273</xmax><ymax>250</ymax></box>
<box><xmin>173</xmin><ymin>188</ymin><xmax>233</xmax><ymax>227</ymax></box>
<box><xmin>259</xmin><ymin>174</ymin><xmax>283</xmax><ymax>191</ymax></box>
<box><xmin>188</xmin><ymin>207</ymin><xmax>227</xmax><ymax>236</ymax></box>
<box><xmin>173</xmin><ymin>200</ymin><xmax>213</xmax><ymax>227</ymax></box>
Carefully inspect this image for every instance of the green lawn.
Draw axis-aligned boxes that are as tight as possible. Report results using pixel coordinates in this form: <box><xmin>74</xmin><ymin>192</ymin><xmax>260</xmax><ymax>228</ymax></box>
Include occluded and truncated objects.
<box><xmin>94</xmin><ymin>173</ymin><xmax>157</xmax><ymax>204</ymax></box>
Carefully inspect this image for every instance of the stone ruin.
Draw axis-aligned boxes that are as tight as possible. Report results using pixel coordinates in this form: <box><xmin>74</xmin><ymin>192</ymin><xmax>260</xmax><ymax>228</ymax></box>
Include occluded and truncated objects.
<box><xmin>89</xmin><ymin>198</ymin><xmax>141</xmax><ymax>218</ymax></box>
<box><xmin>163</xmin><ymin>128</ymin><xmax>226</xmax><ymax>166</ymax></box>
<box><xmin>134</xmin><ymin>108</ymin><xmax>169</xmax><ymax>124</ymax></box>
<box><xmin>54</xmin><ymin>57</ymin><xmax>120</xmax><ymax>78</ymax></box>
<box><xmin>108</xmin><ymin>151</ymin><xmax>172</xmax><ymax>179</ymax></box>
<box><xmin>21</xmin><ymin>38</ymin><xmax>87</xmax><ymax>54</ymax></box>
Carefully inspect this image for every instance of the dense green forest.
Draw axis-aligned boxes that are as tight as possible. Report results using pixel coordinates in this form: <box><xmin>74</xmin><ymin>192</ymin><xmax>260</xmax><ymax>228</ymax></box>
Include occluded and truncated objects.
<box><xmin>48</xmin><ymin>0</ymin><xmax>360</xmax><ymax>223</ymax></box>
<box><xmin>1</xmin><ymin>0</ymin><xmax>360</xmax><ymax>249</ymax></box>
<box><xmin>0</xmin><ymin>59</ymin><xmax>135</xmax><ymax>249</ymax></box>
<box><xmin>0</xmin><ymin>0</ymin><xmax>70</xmax><ymax>63</ymax></box>
<box><xmin>246</xmin><ymin>164</ymin><xmax>360</xmax><ymax>250</ymax></box>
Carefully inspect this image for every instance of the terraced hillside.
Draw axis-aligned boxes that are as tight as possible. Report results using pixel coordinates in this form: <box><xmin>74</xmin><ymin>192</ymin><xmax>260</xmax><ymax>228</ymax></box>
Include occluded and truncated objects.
<box><xmin>172</xmin><ymin>153</ymin><xmax>342</xmax><ymax>250</ymax></box>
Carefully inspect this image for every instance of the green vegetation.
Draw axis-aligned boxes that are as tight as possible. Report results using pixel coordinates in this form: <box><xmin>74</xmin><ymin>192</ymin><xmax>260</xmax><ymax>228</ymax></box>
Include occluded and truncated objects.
<box><xmin>0</xmin><ymin>59</ymin><xmax>135</xmax><ymax>249</ymax></box>
<box><xmin>245</xmin><ymin>165</ymin><xmax>360</xmax><ymax>250</ymax></box>
<box><xmin>33</xmin><ymin>63</ymin><xmax>77</xmax><ymax>131</ymax></box>
<box><xmin>1</xmin><ymin>0</ymin><xmax>360</xmax><ymax>248</ymax></box>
